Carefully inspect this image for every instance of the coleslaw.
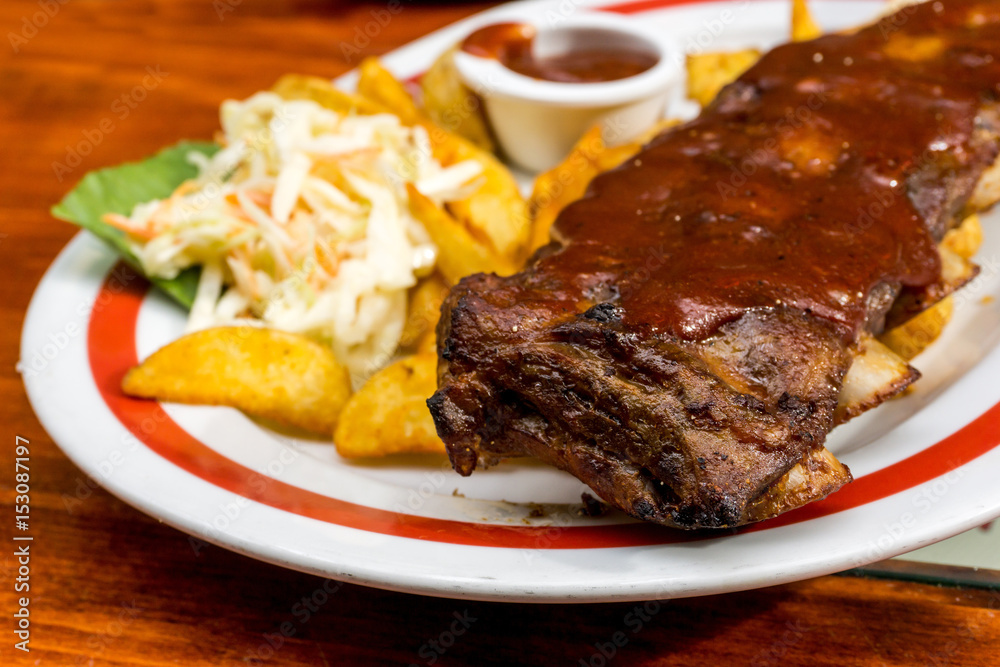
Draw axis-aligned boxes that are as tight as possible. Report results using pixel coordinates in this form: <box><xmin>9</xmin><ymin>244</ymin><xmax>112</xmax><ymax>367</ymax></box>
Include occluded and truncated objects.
<box><xmin>104</xmin><ymin>92</ymin><xmax>482</xmax><ymax>382</ymax></box>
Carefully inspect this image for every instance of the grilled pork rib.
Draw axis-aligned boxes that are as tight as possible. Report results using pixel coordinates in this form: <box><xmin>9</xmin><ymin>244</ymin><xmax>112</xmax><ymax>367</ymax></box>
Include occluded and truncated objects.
<box><xmin>429</xmin><ymin>0</ymin><xmax>1000</xmax><ymax>528</ymax></box>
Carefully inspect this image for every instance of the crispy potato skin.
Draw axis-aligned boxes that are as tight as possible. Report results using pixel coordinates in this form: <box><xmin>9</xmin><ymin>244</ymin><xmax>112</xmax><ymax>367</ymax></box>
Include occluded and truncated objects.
<box><xmin>407</xmin><ymin>184</ymin><xmax>520</xmax><ymax>284</ymax></box>
<box><xmin>421</xmin><ymin>46</ymin><xmax>496</xmax><ymax>152</ymax></box>
<box><xmin>879</xmin><ymin>297</ymin><xmax>954</xmax><ymax>361</ymax></box>
<box><xmin>400</xmin><ymin>273</ymin><xmax>451</xmax><ymax>351</ymax></box>
<box><xmin>879</xmin><ymin>214</ymin><xmax>983</xmax><ymax>359</ymax></box>
<box><xmin>685</xmin><ymin>50</ymin><xmax>761</xmax><ymax>107</ymax></box>
<box><xmin>122</xmin><ymin>327</ymin><xmax>351</xmax><ymax>435</ymax></box>
<box><xmin>683</xmin><ymin>0</ymin><xmax>816</xmax><ymax>109</ymax></box>
<box><xmin>357</xmin><ymin>57</ymin><xmax>532</xmax><ymax>265</ymax></box>
<box><xmin>335</xmin><ymin>353</ymin><xmax>445</xmax><ymax>458</ymax></box>
<box><xmin>791</xmin><ymin>0</ymin><xmax>823</xmax><ymax>42</ymax></box>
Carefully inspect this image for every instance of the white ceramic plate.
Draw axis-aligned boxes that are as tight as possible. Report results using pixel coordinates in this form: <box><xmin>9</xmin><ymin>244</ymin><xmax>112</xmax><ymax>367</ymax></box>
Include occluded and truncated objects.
<box><xmin>22</xmin><ymin>0</ymin><xmax>1000</xmax><ymax>603</ymax></box>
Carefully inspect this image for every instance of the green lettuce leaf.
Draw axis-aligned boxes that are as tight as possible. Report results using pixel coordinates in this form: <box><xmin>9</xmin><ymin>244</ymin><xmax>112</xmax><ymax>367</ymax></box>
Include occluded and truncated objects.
<box><xmin>51</xmin><ymin>141</ymin><xmax>220</xmax><ymax>309</ymax></box>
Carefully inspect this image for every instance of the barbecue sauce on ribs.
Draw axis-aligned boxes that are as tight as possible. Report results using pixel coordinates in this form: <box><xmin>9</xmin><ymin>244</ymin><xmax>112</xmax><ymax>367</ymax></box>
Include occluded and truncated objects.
<box><xmin>549</xmin><ymin>1</ymin><xmax>1000</xmax><ymax>343</ymax></box>
<box><xmin>429</xmin><ymin>0</ymin><xmax>1000</xmax><ymax>529</ymax></box>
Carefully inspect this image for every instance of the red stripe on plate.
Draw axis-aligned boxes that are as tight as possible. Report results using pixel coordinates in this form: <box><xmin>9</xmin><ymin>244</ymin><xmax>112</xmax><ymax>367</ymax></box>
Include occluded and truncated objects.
<box><xmin>603</xmin><ymin>0</ymin><xmax>881</xmax><ymax>13</ymax></box>
<box><xmin>88</xmin><ymin>270</ymin><xmax>1000</xmax><ymax>548</ymax></box>
<box><xmin>605</xmin><ymin>0</ymin><xmax>731</xmax><ymax>13</ymax></box>
<box><xmin>77</xmin><ymin>0</ymin><xmax>997</xmax><ymax>552</ymax></box>
<box><xmin>90</xmin><ymin>271</ymin><xmax>692</xmax><ymax>547</ymax></box>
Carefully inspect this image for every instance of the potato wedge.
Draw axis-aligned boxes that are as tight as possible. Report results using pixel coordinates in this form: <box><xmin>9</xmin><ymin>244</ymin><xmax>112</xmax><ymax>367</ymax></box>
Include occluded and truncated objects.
<box><xmin>685</xmin><ymin>49</ymin><xmax>761</xmax><ymax>107</ymax></box>
<box><xmin>791</xmin><ymin>0</ymin><xmax>823</xmax><ymax>41</ymax></box>
<box><xmin>356</xmin><ymin>57</ymin><xmax>423</xmax><ymax>125</ymax></box>
<box><xmin>942</xmin><ymin>213</ymin><xmax>983</xmax><ymax>260</ymax></box>
<box><xmin>443</xmin><ymin>163</ymin><xmax>531</xmax><ymax>264</ymax></box>
<box><xmin>880</xmin><ymin>296</ymin><xmax>954</xmax><ymax>361</ymax></box>
<box><xmin>424</xmin><ymin>120</ymin><xmax>530</xmax><ymax>262</ymax></box>
<box><xmin>417</xmin><ymin>330</ymin><xmax>438</xmax><ymax>357</ymax></box>
<box><xmin>421</xmin><ymin>46</ymin><xmax>496</xmax><ymax>152</ymax></box>
<box><xmin>358</xmin><ymin>57</ymin><xmax>531</xmax><ymax>265</ymax></box>
<box><xmin>878</xmin><ymin>214</ymin><xmax>981</xmax><ymax>359</ymax></box>
<box><xmin>885</xmin><ymin>244</ymin><xmax>979</xmax><ymax>329</ymax></box>
<box><xmin>528</xmin><ymin>125</ymin><xmax>653</xmax><ymax>252</ymax></box>
<box><xmin>528</xmin><ymin>127</ymin><xmax>608</xmax><ymax>252</ymax></box>
<box><xmin>968</xmin><ymin>157</ymin><xmax>1000</xmax><ymax>212</ymax></box>
<box><xmin>399</xmin><ymin>272</ymin><xmax>450</xmax><ymax>349</ymax></box>
<box><xmin>407</xmin><ymin>183</ymin><xmax>519</xmax><ymax>283</ymax></box>
<box><xmin>835</xmin><ymin>335</ymin><xmax>919</xmax><ymax>424</ymax></box>
<box><xmin>334</xmin><ymin>352</ymin><xmax>445</xmax><ymax>457</ymax></box>
<box><xmin>746</xmin><ymin>447</ymin><xmax>850</xmax><ymax>523</ymax></box>
<box><xmin>122</xmin><ymin>327</ymin><xmax>352</xmax><ymax>435</ymax></box>
<box><xmin>271</xmin><ymin>74</ymin><xmax>388</xmax><ymax>116</ymax></box>
<box><xmin>878</xmin><ymin>213</ymin><xmax>985</xmax><ymax>358</ymax></box>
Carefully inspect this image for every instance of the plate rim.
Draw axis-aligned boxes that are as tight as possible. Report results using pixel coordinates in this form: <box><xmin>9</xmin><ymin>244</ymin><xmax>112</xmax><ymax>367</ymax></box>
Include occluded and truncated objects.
<box><xmin>21</xmin><ymin>0</ymin><xmax>1000</xmax><ymax>602</ymax></box>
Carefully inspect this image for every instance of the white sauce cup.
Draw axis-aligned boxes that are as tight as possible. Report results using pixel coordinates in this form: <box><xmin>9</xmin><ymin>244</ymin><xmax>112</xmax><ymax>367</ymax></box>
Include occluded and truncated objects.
<box><xmin>453</xmin><ymin>12</ymin><xmax>683</xmax><ymax>172</ymax></box>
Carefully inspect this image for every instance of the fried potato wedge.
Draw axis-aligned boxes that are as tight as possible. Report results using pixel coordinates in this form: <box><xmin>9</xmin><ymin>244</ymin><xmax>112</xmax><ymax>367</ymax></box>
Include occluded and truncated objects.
<box><xmin>271</xmin><ymin>74</ymin><xmax>388</xmax><ymax>116</ymax></box>
<box><xmin>791</xmin><ymin>0</ymin><xmax>823</xmax><ymax>41</ymax></box>
<box><xmin>528</xmin><ymin>127</ymin><xmax>634</xmax><ymax>252</ymax></box>
<box><xmin>884</xmin><ymin>244</ymin><xmax>979</xmax><ymax>330</ymax></box>
<box><xmin>356</xmin><ymin>57</ymin><xmax>423</xmax><ymax>124</ymax></box>
<box><xmin>417</xmin><ymin>330</ymin><xmax>437</xmax><ymax>357</ymax></box>
<box><xmin>879</xmin><ymin>213</ymin><xmax>982</xmax><ymax>359</ymax></box>
<box><xmin>399</xmin><ymin>272</ymin><xmax>450</xmax><ymax>350</ymax></box>
<box><xmin>421</xmin><ymin>46</ymin><xmax>496</xmax><ymax>152</ymax></box>
<box><xmin>122</xmin><ymin>327</ymin><xmax>352</xmax><ymax>435</ymax></box>
<box><xmin>443</xmin><ymin>160</ymin><xmax>531</xmax><ymax>263</ymax></box>
<box><xmin>426</xmin><ymin>125</ymin><xmax>531</xmax><ymax>262</ymax></box>
<box><xmin>334</xmin><ymin>352</ymin><xmax>445</xmax><ymax>457</ymax></box>
<box><xmin>685</xmin><ymin>49</ymin><xmax>762</xmax><ymax>107</ymax></box>
<box><xmin>358</xmin><ymin>57</ymin><xmax>531</xmax><ymax>265</ymax></box>
<box><xmin>407</xmin><ymin>184</ymin><xmax>519</xmax><ymax>283</ymax></box>
<box><xmin>527</xmin><ymin>122</ymin><xmax>682</xmax><ymax>253</ymax></box>
<box><xmin>835</xmin><ymin>335</ymin><xmax>920</xmax><ymax>424</ymax></box>
<box><xmin>745</xmin><ymin>447</ymin><xmax>851</xmax><ymax>522</ymax></box>
<box><xmin>942</xmin><ymin>213</ymin><xmax>983</xmax><ymax>260</ymax></box>
<box><xmin>880</xmin><ymin>296</ymin><xmax>954</xmax><ymax>361</ymax></box>
<box><xmin>968</xmin><ymin>156</ymin><xmax>1000</xmax><ymax>213</ymax></box>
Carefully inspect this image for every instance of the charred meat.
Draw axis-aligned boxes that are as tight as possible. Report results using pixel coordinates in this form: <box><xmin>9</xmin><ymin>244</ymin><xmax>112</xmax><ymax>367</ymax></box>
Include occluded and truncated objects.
<box><xmin>429</xmin><ymin>0</ymin><xmax>1000</xmax><ymax>528</ymax></box>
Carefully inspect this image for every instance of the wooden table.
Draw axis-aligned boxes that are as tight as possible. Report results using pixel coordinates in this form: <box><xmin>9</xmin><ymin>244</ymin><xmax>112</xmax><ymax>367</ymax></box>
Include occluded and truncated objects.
<box><xmin>2</xmin><ymin>1</ymin><xmax>999</xmax><ymax>664</ymax></box>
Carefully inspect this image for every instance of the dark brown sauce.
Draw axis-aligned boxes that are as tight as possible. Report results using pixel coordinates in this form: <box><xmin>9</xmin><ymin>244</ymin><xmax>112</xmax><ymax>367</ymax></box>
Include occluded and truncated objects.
<box><xmin>528</xmin><ymin>0</ymin><xmax>1000</xmax><ymax>344</ymax></box>
<box><xmin>460</xmin><ymin>22</ymin><xmax>658</xmax><ymax>83</ymax></box>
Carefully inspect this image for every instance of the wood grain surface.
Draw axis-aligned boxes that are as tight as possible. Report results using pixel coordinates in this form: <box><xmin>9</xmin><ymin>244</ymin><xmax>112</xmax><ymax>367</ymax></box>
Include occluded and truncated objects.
<box><xmin>2</xmin><ymin>1</ymin><xmax>999</xmax><ymax>665</ymax></box>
